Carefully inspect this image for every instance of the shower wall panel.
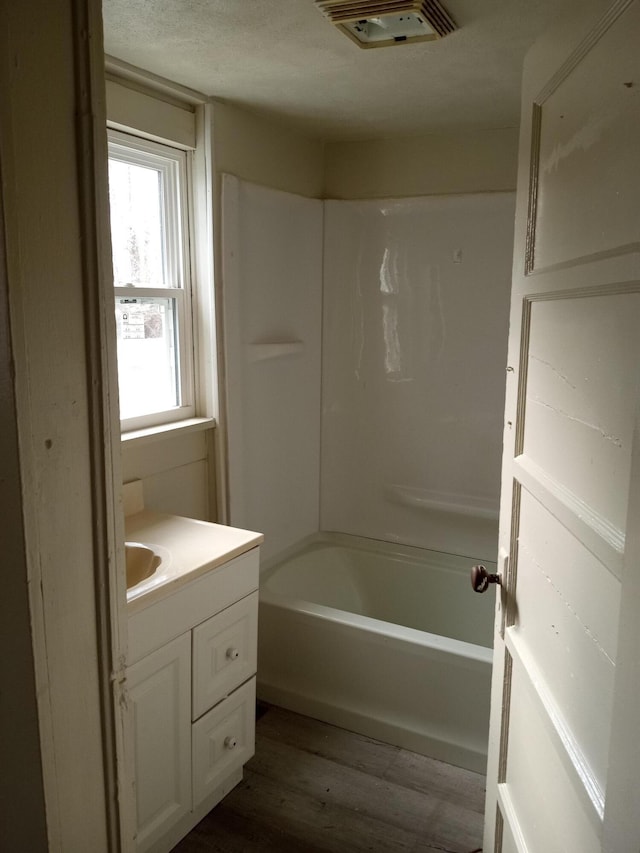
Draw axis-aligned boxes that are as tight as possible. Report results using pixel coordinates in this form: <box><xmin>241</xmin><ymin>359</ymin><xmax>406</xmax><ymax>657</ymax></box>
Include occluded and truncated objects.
<box><xmin>222</xmin><ymin>175</ymin><xmax>323</xmax><ymax>559</ymax></box>
<box><xmin>321</xmin><ymin>193</ymin><xmax>515</xmax><ymax>560</ymax></box>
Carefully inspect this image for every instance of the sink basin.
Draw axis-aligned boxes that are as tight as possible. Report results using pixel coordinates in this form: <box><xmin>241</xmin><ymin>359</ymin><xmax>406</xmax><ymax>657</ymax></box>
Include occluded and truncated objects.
<box><xmin>125</xmin><ymin>542</ymin><xmax>162</xmax><ymax>589</ymax></box>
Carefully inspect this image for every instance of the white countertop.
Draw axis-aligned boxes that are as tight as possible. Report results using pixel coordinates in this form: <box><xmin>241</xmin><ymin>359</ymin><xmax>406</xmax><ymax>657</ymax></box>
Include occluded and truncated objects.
<box><xmin>125</xmin><ymin>510</ymin><xmax>263</xmax><ymax>613</ymax></box>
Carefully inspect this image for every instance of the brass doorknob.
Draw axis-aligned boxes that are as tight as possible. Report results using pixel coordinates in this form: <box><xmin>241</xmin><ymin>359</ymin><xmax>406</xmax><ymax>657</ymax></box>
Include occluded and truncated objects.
<box><xmin>471</xmin><ymin>564</ymin><xmax>500</xmax><ymax>593</ymax></box>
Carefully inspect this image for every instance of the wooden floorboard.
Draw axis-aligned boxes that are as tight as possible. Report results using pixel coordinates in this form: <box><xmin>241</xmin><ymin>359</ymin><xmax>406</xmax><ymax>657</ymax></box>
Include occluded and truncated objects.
<box><xmin>172</xmin><ymin>705</ymin><xmax>485</xmax><ymax>853</ymax></box>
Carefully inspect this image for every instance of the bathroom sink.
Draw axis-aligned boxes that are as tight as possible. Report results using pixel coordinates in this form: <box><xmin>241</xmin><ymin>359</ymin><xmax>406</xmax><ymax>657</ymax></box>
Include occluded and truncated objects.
<box><xmin>125</xmin><ymin>542</ymin><xmax>162</xmax><ymax>589</ymax></box>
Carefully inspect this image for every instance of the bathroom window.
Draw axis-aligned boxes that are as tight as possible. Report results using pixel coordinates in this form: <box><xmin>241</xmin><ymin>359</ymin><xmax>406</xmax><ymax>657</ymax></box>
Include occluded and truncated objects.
<box><xmin>107</xmin><ymin>130</ymin><xmax>195</xmax><ymax>430</ymax></box>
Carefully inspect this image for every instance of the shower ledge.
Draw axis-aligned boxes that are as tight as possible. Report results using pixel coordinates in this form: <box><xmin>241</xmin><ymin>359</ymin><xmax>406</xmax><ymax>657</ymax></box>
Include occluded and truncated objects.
<box><xmin>247</xmin><ymin>341</ymin><xmax>304</xmax><ymax>362</ymax></box>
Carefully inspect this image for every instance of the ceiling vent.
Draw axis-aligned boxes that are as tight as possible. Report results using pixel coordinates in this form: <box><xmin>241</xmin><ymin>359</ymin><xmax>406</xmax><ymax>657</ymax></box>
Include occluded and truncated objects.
<box><xmin>315</xmin><ymin>0</ymin><xmax>457</xmax><ymax>48</ymax></box>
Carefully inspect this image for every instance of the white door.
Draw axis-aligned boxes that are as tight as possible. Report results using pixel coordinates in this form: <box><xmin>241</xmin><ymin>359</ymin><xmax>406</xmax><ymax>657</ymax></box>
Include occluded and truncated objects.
<box><xmin>484</xmin><ymin>1</ymin><xmax>640</xmax><ymax>851</ymax></box>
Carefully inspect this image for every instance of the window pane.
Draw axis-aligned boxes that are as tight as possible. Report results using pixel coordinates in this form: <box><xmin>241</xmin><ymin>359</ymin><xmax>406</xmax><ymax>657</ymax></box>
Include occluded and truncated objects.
<box><xmin>108</xmin><ymin>159</ymin><xmax>166</xmax><ymax>287</ymax></box>
<box><xmin>115</xmin><ymin>297</ymin><xmax>179</xmax><ymax>420</ymax></box>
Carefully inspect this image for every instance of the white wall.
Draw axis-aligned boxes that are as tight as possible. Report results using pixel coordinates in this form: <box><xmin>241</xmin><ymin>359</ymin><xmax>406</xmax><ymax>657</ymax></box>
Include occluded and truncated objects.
<box><xmin>222</xmin><ymin>176</ymin><xmax>323</xmax><ymax>559</ymax></box>
<box><xmin>121</xmin><ymin>429</ymin><xmax>214</xmax><ymax>519</ymax></box>
<box><xmin>321</xmin><ymin>193</ymin><xmax>515</xmax><ymax>560</ymax></box>
<box><xmin>213</xmin><ymin>101</ymin><xmax>325</xmax><ymax>199</ymax></box>
<box><xmin>324</xmin><ymin>127</ymin><xmax>519</xmax><ymax>198</ymax></box>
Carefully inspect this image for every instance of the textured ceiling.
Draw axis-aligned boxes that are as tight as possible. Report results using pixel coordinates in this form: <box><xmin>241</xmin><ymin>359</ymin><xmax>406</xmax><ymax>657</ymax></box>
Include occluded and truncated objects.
<box><xmin>102</xmin><ymin>0</ymin><xmax>571</xmax><ymax>141</ymax></box>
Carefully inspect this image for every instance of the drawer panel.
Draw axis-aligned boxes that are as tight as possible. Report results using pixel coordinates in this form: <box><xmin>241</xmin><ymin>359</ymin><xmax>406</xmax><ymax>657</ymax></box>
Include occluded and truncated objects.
<box><xmin>192</xmin><ymin>678</ymin><xmax>256</xmax><ymax>808</ymax></box>
<box><xmin>192</xmin><ymin>592</ymin><xmax>258</xmax><ymax>720</ymax></box>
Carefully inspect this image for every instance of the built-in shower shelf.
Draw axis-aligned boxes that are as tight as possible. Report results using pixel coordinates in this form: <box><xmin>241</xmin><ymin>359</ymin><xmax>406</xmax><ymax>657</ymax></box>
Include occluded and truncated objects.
<box><xmin>385</xmin><ymin>484</ymin><xmax>499</xmax><ymax>521</ymax></box>
<box><xmin>247</xmin><ymin>341</ymin><xmax>304</xmax><ymax>362</ymax></box>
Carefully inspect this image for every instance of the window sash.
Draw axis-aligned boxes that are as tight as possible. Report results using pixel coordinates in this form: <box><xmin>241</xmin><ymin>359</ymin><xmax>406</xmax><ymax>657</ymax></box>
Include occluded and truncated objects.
<box><xmin>108</xmin><ymin>131</ymin><xmax>195</xmax><ymax>431</ymax></box>
<box><xmin>114</xmin><ymin>286</ymin><xmax>194</xmax><ymax>431</ymax></box>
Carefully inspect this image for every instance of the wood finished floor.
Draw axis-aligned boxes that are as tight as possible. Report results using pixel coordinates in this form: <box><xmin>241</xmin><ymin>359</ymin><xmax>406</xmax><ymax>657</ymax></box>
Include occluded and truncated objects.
<box><xmin>173</xmin><ymin>704</ymin><xmax>485</xmax><ymax>853</ymax></box>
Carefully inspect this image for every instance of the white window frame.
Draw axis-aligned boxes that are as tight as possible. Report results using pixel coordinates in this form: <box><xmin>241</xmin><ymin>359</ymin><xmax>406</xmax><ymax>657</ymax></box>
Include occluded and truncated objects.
<box><xmin>108</xmin><ymin>129</ymin><xmax>196</xmax><ymax>432</ymax></box>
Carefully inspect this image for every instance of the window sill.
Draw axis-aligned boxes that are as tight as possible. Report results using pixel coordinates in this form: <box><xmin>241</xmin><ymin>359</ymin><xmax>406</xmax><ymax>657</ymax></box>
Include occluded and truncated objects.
<box><xmin>121</xmin><ymin>416</ymin><xmax>216</xmax><ymax>448</ymax></box>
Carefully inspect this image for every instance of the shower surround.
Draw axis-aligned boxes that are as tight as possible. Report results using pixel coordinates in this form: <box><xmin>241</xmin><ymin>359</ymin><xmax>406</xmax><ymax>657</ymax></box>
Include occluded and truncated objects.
<box><xmin>321</xmin><ymin>193</ymin><xmax>515</xmax><ymax>560</ymax></box>
<box><xmin>223</xmin><ymin>176</ymin><xmax>515</xmax><ymax>562</ymax></box>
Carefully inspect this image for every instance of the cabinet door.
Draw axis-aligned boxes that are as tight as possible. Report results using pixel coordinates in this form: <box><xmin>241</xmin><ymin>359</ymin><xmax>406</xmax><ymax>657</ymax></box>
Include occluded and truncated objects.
<box><xmin>127</xmin><ymin>633</ymin><xmax>191</xmax><ymax>852</ymax></box>
<box><xmin>192</xmin><ymin>591</ymin><xmax>258</xmax><ymax>719</ymax></box>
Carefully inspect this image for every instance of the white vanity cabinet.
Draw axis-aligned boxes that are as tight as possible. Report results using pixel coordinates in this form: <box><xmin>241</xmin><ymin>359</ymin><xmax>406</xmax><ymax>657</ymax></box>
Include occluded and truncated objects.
<box><xmin>126</xmin><ymin>543</ymin><xmax>261</xmax><ymax>853</ymax></box>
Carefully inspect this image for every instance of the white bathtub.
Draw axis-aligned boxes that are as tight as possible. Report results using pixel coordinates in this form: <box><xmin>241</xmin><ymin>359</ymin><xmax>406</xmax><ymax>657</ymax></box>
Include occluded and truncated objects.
<box><xmin>257</xmin><ymin>533</ymin><xmax>495</xmax><ymax>773</ymax></box>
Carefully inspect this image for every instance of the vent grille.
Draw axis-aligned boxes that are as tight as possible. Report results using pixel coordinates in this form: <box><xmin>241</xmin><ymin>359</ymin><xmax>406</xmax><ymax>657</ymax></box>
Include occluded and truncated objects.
<box><xmin>316</xmin><ymin>0</ymin><xmax>457</xmax><ymax>45</ymax></box>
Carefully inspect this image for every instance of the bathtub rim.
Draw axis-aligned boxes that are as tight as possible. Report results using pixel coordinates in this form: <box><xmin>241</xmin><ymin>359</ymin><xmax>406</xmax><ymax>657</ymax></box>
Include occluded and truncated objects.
<box><xmin>259</xmin><ymin>531</ymin><xmax>494</xmax><ymax>665</ymax></box>
<box><xmin>260</xmin><ymin>529</ymin><xmax>498</xmax><ymax>576</ymax></box>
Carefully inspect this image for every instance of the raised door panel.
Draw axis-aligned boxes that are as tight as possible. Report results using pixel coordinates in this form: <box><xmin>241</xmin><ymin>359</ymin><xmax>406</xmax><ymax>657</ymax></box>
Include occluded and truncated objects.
<box><xmin>499</xmin><ymin>657</ymin><xmax>601</xmax><ymax>853</ymax></box>
<box><xmin>513</xmin><ymin>491</ymin><xmax>619</xmax><ymax>793</ymax></box>
<box><xmin>192</xmin><ymin>591</ymin><xmax>258</xmax><ymax>720</ymax></box>
<box><xmin>127</xmin><ymin>633</ymin><xmax>191</xmax><ymax>852</ymax></box>
<box><xmin>532</xmin><ymin>0</ymin><xmax>640</xmax><ymax>271</ymax></box>
<box><xmin>521</xmin><ymin>293</ymin><xmax>640</xmax><ymax>544</ymax></box>
<box><xmin>499</xmin><ymin>819</ymin><xmax>522</xmax><ymax>853</ymax></box>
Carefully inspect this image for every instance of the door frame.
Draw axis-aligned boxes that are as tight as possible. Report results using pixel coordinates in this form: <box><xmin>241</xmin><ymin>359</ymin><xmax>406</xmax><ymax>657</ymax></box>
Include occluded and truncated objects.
<box><xmin>0</xmin><ymin>0</ymin><xmax>130</xmax><ymax>849</ymax></box>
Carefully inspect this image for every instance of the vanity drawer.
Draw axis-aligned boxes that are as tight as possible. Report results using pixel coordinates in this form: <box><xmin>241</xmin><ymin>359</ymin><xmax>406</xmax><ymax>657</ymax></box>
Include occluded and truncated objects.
<box><xmin>128</xmin><ymin>547</ymin><xmax>259</xmax><ymax>664</ymax></box>
<box><xmin>192</xmin><ymin>592</ymin><xmax>258</xmax><ymax>720</ymax></box>
<box><xmin>192</xmin><ymin>677</ymin><xmax>256</xmax><ymax>808</ymax></box>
